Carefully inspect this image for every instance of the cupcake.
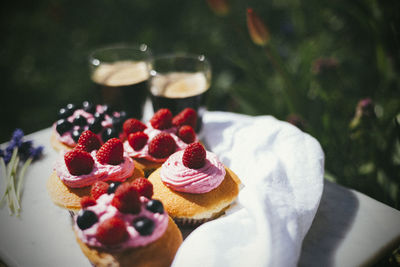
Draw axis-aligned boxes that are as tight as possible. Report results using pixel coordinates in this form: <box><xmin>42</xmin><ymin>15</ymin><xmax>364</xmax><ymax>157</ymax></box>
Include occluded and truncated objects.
<box><xmin>47</xmin><ymin>131</ymin><xmax>144</xmax><ymax>212</ymax></box>
<box><xmin>51</xmin><ymin>101</ymin><xmax>126</xmax><ymax>151</ymax></box>
<box><xmin>123</xmin><ymin>108</ymin><xmax>198</xmax><ymax>176</ymax></box>
<box><xmin>148</xmin><ymin>142</ymin><xmax>241</xmax><ymax>226</ymax></box>
<box><xmin>74</xmin><ymin>178</ymin><xmax>182</xmax><ymax>267</ymax></box>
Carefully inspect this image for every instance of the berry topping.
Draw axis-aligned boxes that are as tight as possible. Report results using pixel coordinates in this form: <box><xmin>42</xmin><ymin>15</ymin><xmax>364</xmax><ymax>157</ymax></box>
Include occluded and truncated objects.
<box><xmin>107</xmin><ymin>182</ymin><xmax>121</xmax><ymax>194</ymax></box>
<box><xmin>128</xmin><ymin>132</ymin><xmax>148</xmax><ymax>151</ymax></box>
<box><xmin>111</xmin><ymin>183</ymin><xmax>141</xmax><ymax>214</ymax></box>
<box><xmin>88</xmin><ymin>118</ymin><xmax>102</xmax><ymax>134</ymax></box>
<box><xmin>94</xmin><ymin>112</ymin><xmax>105</xmax><ymax>121</ymax></box>
<box><xmin>102</xmin><ymin>105</ymin><xmax>113</xmax><ymax>115</ymax></box>
<box><xmin>58</xmin><ymin>107</ymin><xmax>73</xmax><ymax>119</ymax></box>
<box><xmin>97</xmin><ymin>138</ymin><xmax>124</xmax><ymax>165</ymax></box>
<box><xmin>150</xmin><ymin>109</ymin><xmax>173</xmax><ymax>130</ymax></box>
<box><xmin>66</xmin><ymin>103</ymin><xmax>77</xmax><ymax>113</ymax></box>
<box><xmin>77</xmin><ymin>209</ymin><xmax>98</xmax><ymax>230</ymax></box>
<box><xmin>56</xmin><ymin>119</ymin><xmax>73</xmax><ymax>135</ymax></box>
<box><xmin>91</xmin><ymin>181</ymin><xmax>109</xmax><ymax>200</ymax></box>
<box><xmin>148</xmin><ymin>133</ymin><xmax>176</xmax><ymax>159</ymax></box>
<box><xmin>102</xmin><ymin>127</ymin><xmax>118</xmax><ymax>142</ymax></box>
<box><xmin>146</xmin><ymin>199</ymin><xmax>164</xmax><ymax>214</ymax></box>
<box><xmin>132</xmin><ymin>217</ymin><xmax>155</xmax><ymax>236</ymax></box>
<box><xmin>80</xmin><ymin>196</ymin><xmax>97</xmax><ymax>209</ymax></box>
<box><xmin>182</xmin><ymin>142</ymin><xmax>206</xmax><ymax>169</ymax></box>
<box><xmin>72</xmin><ymin>128</ymin><xmax>84</xmax><ymax>143</ymax></box>
<box><xmin>96</xmin><ymin>217</ymin><xmax>129</xmax><ymax>245</ymax></box>
<box><xmin>77</xmin><ymin>130</ymin><xmax>102</xmax><ymax>152</ymax></box>
<box><xmin>131</xmin><ymin>177</ymin><xmax>153</xmax><ymax>199</ymax></box>
<box><xmin>64</xmin><ymin>149</ymin><xmax>94</xmax><ymax>175</ymax></box>
<box><xmin>172</xmin><ymin>108</ymin><xmax>197</xmax><ymax>129</ymax></box>
<box><xmin>178</xmin><ymin>125</ymin><xmax>196</xmax><ymax>144</ymax></box>
<box><xmin>73</xmin><ymin>115</ymin><xmax>87</xmax><ymax>126</ymax></box>
<box><xmin>82</xmin><ymin>101</ymin><xmax>96</xmax><ymax>114</ymax></box>
<box><xmin>123</xmin><ymin>118</ymin><xmax>147</xmax><ymax>135</ymax></box>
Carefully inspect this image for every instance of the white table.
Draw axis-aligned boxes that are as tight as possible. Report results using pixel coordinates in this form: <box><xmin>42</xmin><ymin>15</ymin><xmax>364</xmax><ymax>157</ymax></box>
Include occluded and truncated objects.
<box><xmin>0</xmin><ymin>128</ymin><xmax>399</xmax><ymax>267</ymax></box>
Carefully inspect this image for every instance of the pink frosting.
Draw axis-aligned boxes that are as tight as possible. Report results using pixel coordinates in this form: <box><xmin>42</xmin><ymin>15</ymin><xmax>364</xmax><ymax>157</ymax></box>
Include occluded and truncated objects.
<box><xmin>160</xmin><ymin>150</ymin><xmax>226</xmax><ymax>193</ymax></box>
<box><xmin>53</xmin><ymin>105</ymin><xmax>121</xmax><ymax>146</ymax></box>
<box><xmin>124</xmin><ymin>123</ymin><xmax>197</xmax><ymax>162</ymax></box>
<box><xmin>75</xmin><ymin>194</ymin><xmax>168</xmax><ymax>250</ymax></box>
<box><xmin>54</xmin><ymin>151</ymin><xmax>135</xmax><ymax>188</ymax></box>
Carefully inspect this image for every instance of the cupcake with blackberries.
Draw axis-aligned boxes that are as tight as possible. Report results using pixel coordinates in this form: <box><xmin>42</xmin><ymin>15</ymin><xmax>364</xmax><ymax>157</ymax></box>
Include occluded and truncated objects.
<box><xmin>47</xmin><ymin>130</ymin><xmax>144</xmax><ymax>212</ymax></box>
<box><xmin>51</xmin><ymin>101</ymin><xmax>126</xmax><ymax>151</ymax></box>
<box><xmin>148</xmin><ymin>142</ymin><xmax>241</xmax><ymax>226</ymax></box>
<box><xmin>74</xmin><ymin>178</ymin><xmax>182</xmax><ymax>267</ymax></box>
<box><xmin>123</xmin><ymin>108</ymin><xmax>198</xmax><ymax>176</ymax></box>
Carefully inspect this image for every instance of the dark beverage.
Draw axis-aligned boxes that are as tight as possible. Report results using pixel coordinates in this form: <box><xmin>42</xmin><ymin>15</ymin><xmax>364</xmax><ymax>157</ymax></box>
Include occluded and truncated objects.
<box><xmin>149</xmin><ymin>72</ymin><xmax>209</xmax><ymax>131</ymax></box>
<box><xmin>92</xmin><ymin>60</ymin><xmax>149</xmax><ymax>119</ymax></box>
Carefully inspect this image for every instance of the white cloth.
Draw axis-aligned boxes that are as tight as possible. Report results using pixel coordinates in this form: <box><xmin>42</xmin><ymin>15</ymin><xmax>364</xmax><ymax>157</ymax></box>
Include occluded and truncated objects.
<box><xmin>172</xmin><ymin>111</ymin><xmax>325</xmax><ymax>267</ymax></box>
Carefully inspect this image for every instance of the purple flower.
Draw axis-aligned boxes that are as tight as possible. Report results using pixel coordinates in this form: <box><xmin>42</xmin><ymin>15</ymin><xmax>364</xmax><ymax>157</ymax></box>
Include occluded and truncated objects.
<box><xmin>30</xmin><ymin>146</ymin><xmax>44</xmax><ymax>161</ymax></box>
<box><xmin>12</xmin><ymin>129</ymin><xmax>24</xmax><ymax>145</ymax></box>
<box><xmin>19</xmin><ymin>140</ymin><xmax>33</xmax><ymax>162</ymax></box>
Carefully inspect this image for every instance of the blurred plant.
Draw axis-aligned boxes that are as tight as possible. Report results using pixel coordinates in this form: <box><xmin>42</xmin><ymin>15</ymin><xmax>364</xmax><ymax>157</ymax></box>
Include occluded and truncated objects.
<box><xmin>0</xmin><ymin>129</ymin><xmax>44</xmax><ymax>216</ymax></box>
<box><xmin>205</xmin><ymin>0</ymin><xmax>400</xmax><ymax>208</ymax></box>
<box><xmin>206</xmin><ymin>0</ymin><xmax>230</xmax><ymax>17</ymax></box>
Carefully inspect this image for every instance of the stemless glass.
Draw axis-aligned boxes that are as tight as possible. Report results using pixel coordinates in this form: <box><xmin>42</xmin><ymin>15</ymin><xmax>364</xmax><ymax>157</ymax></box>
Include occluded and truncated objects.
<box><xmin>148</xmin><ymin>54</ymin><xmax>211</xmax><ymax>132</ymax></box>
<box><xmin>89</xmin><ymin>44</ymin><xmax>151</xmax><ymax>119</ymax></box>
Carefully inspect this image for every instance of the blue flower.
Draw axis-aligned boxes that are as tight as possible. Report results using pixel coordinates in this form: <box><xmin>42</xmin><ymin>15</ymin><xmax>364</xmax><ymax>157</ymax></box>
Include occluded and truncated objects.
<box><xmin>19</xmin><ymin>140</ymin><xmax>33</xmax><ymax>162</ymax></box>
<box><xmin>30</xmin><ymin>146</ymin><xmax>44</xmax><ymax>161</ymax></box>
<box><xmin>12</xmin><ymin>129</ymin><xmax>24</xmax><ymax>143</ymax></box>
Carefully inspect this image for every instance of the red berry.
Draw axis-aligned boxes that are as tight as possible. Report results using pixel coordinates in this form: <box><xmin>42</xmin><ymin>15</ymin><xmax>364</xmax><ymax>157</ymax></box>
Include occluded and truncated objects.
<box><xmin>148</xmin><ymin>133</ymin><xmax>176</xmax><ymax>159</ymax></box>
<box><xmin>64</xmin><ymin>149</ymin><xmax>94</xmax><ymax>175</ymax></box>
<box><xmin>182</xmin><ymin>142</ymin><xmax>206</xmax><ymax>169</ymax></box>
<box><xmin>96</xmin><ymin>138</ymin><xmax>124</xmax><ymax>165</ymax></box>
<box><xmin>150</xmin><ymin>109</ymin><xmax>172</xmax><ymax>130</ymax></box>
<box><xmin>96</xmin><ymin>217</ymin><xmax>128</xmax><ymax>246</ymax></box>
<box><xmin>111</xmin><ymin>183</ymin><xmax>141</xmax><ymax>214</ymax></box>
<box><xmin>91</xmin><ymin>181</ymin><xmax>109</xmax><ymax>200</ymax></box>
<box><xmin>172</xmin><ymin>108</ymin><xmax>197</xmax><ymax>129</ymax></box>
<box><xmin>178</xmin><ymin>125</ymin><xmax>196</xmax><ymax>144</ymax></box>
<box><xmin>131</xmin><ymin>177</ymin><xmax>153</xmax><ymax>199</ymax></box>
<box><xmin>123</xmin><ymin>118</ymin><xmax>147</xmax><ymax>135</ymax></box>
<box><xmin>80</xmin><ymin>196</ymin><xmax>96</xmax><ymax>209</ymax></box>
<box><xmin>128</xmin><ymin>132</ymin><xmax>149</xmax><ymax>151</ymax></box>
<box><xmin>77</xmin><ymin>130</ymin><xmax>102</xmax><ymax>152</ymax></box>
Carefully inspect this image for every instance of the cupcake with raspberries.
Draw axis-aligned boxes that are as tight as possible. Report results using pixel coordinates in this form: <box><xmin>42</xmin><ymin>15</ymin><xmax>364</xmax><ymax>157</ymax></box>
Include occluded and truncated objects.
<box><xmin>51</xmin><ymin>101</ymin><xmax>126</xmax><ymax>151</ymax></box>
<box><xmin>47</xmin><ymin>130</ymin><xmax>144</xmax><ymax>212</ymax></box>
<box><xmin>74</xmin><ymin>178</ymin><xmax>182</xmax><ymax>267</ymax></box>
<box><xmin>148</xmin><ymin>142</ymin><xmax>241</xmax><ymax>226</ymax></box>
<box><xmin>122</xmin><ymin>108</ymin><xmax>198</xmax><ymax>176</ymax></box>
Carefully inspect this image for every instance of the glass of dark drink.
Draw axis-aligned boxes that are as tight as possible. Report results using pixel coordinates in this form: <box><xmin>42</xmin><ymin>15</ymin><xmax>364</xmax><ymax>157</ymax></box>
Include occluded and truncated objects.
<box><xmin>89</xmin><ymin>44</ymin><xmax>151</xmax><ymax>119</ymax></box>
<box><xmin>148</xmin><ymin>54</ymin><xmax>211</xmax><ymax>132</ymax></box>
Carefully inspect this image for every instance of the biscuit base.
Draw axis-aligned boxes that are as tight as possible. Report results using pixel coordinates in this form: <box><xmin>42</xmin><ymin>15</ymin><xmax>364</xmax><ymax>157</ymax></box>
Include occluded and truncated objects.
<box><xmin>133</xmin><ymin>159</ymin><xmax>163</xmax><ymax>177</ymax></box>
<box><xmin>148</xmin><ymin>167</ymin><xmax>241</xmax><ymax>222</ymax></box>
<box><xmin>75</xmin><ymin>217</ymin><xmax>182</xmax><ymax>267</ymax></box>
<box><xmin>47</xmin><ymin>166</ymin><xmax>144</xmax><ymax>212</ymax></box>
<box><xmin>50</xmin><ymin>132</ymin><xmax>75</xmax><ymax>152</ymax></box>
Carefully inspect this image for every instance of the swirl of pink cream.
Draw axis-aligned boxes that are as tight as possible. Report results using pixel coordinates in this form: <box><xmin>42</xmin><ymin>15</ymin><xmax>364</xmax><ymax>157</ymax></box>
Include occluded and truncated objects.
<box><xmin>160</xmin><ymin>150</ymin><xmax>226</xmax><ymax>193</ymax></box>
<box><xmin>55</xmin><ymin>151</ymin><xmax>135</xmax><ymax>188</ymax></box>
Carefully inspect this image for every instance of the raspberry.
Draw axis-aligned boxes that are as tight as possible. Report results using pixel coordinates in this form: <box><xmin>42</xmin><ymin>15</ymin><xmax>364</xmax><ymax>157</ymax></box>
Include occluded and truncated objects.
<box><xmin>96</xmin><ymin>138</ymin><xmax>124</xmax><ymax>165</ymax></box>
<box><xmin>128</xmin><ymin>132</ymin><xmax>148</xmax><ymax>151</ymax></box>
<box><xmin>178</xmin><ymin>125</ymin><xmax>196</xmax><ymax>144</ymax></box>
<box><xmin>148</xmin><ymin>133</ymin><xmax>176</xmax><ymax>159</ymax></box>
<box><xmin>172</xmin><ymin>108</ymin><xmax>197</xmax><ymax>129</ymax></box>
<box><xmin>64</xmin><ymin>149</ymin><xmax>94</xmax><ymax>175</ymax></box>
<box><xmin>80</xmin><ymin>196</ymin><xmax>96</xmax><ymax>209</ymax></box>
<box><xmin>96</xmin><ymin>217</ymin><xmax>128</xmax><ymax>246</ymax></box>
<box><xmin>150</xmin><ymin>109</ymin><xmax>172</xmax><ymax>130</ymax></box>
<box><xmin>131</xmin><ymin>177</ymin><xmax>153</xmax><ymax>199</ymax></box>
<box><xmin>182</xmin><ymin>142</ymin><xmax>206</xmax><ymax>169</ymax></box>
<box><xmin>123</xmin><ymin>118</ymin><xmax>147</xmax><ymax>136</ymax></box>
<box><xmin>77</xmin><ymin>130</ymin><xmax>102</xmax><ymax>152</ymax></box>
<box><xmin>91</xmin><ymin>181</ymin><xmax>109</xmax><ymax>200</ymax></box>
<box><xmin>111</xmin><ymin>183</ymin><xmax>141</xmax><ymax>214</ymax></box>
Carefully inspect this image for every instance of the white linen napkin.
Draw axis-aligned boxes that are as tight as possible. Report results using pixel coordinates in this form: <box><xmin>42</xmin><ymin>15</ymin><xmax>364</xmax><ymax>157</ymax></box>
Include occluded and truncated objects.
<box><xmin>172</xmin><ymin>111</ymin><xmax>324</xmax><ymax>267</ymax></box>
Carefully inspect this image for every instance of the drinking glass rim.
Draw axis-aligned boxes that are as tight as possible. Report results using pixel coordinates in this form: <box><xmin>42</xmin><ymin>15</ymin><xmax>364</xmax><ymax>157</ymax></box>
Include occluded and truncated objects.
<box><xmin>88</xmin><ymin>43</ymin><xmax>151</xmax><ymax>65</ymax></box>
<box><xmin>149</xmin><ymin>53</ymin><xmax>209</xmax><ymax>65</ymax></box>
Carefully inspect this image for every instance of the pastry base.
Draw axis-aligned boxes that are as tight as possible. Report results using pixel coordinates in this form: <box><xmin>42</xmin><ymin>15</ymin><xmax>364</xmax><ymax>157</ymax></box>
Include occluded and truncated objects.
<box><xmin>76</xmin><ymin>217</ymin><xmax>182</xmax><ymax>267</ymax></box>
<box><xmin>50</xmin><ymin>132</ymin><xmax>75</xmax><ymax>152</ymax></box>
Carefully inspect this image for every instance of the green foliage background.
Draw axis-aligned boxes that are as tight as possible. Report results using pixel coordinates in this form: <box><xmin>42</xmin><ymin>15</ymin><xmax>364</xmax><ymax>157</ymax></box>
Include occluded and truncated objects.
<box><xmin>1</xmin><ymin>0</ymin><xmax>399</xmax><ymax>208</ymax></box>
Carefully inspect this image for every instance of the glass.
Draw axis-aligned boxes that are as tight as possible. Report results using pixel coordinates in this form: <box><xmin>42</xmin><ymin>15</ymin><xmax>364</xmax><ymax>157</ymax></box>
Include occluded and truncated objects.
<box><xmin>89</xmin><ymin>44</ymin><xmax>151</xmax><ymax>119</ymax></box>
<box><xmin>148</xmin><ymin>54</ymin><xmax>211</xmax><ymax>132</ymax></box>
